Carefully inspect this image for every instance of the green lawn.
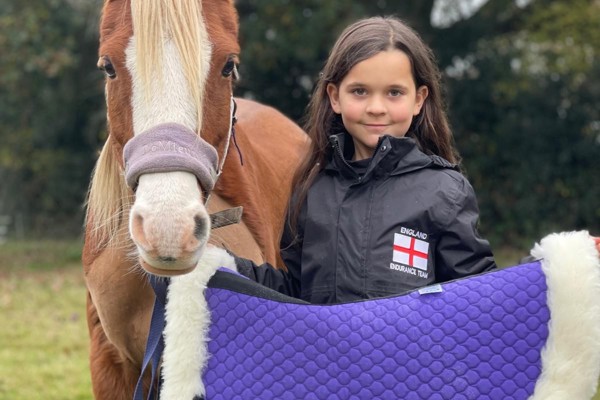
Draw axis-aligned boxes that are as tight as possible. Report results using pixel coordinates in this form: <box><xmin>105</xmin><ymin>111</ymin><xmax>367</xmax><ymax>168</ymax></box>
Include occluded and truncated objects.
<box><xmin>0</xmin><ymin>240</ymin><xmax>92</xmax><ymax>400</ymax></box>
<box><xmin>0</xmin><ymin>240</ymin><xmax>598</xmax><ymax>399</ymax></box>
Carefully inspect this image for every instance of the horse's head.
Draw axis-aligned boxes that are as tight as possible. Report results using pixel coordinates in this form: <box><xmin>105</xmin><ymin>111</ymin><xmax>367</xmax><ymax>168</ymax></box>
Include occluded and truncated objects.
<box><xmin>97</xmin><ymin>0</ymin><xmax>240</xmax><ymax>276</ymax></box>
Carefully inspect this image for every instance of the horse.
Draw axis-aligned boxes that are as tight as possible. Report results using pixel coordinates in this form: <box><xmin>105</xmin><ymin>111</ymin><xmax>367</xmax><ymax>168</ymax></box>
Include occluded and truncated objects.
<box><xmin>83</xmin><ymin>1</ymin><xmax>308</xmax><ymax>398</ymax></box>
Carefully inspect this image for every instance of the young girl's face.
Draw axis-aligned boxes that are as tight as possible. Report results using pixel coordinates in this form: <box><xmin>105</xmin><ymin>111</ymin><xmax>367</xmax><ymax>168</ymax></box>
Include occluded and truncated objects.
<box><xmin>327</xmin><ymin>49</ymin><xmax>428</xmax><ymax>160</ymax></box>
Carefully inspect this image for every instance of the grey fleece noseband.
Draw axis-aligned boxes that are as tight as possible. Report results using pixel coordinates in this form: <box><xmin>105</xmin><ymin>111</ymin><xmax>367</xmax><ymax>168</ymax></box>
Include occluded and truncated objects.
<box><xmin>123</xmin><ymin>123</ymin><xmax>218</xmax><ymax>193</ymax></box>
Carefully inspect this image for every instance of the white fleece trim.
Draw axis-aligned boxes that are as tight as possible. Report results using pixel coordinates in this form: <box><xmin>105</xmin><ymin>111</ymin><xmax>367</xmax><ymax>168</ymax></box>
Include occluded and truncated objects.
<box><xmin>160</xmin><ymin>246</ymin><xmax>236</xmax><ymax>400</ymax></box>
<box><xmin>530</xmin><ymin>231</ymin><xmax>600</xmax><ymax>400</ymax></box>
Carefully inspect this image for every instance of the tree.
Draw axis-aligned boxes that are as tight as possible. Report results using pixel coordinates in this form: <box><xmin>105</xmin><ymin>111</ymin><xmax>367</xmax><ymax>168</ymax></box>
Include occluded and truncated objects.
<box><xmin>1</xmin><ymin>0</ymin><xmax>597</xmax><ymax>247</ymax></box>
<box><xmin>447</xmin><ymin>0</ymin><xmax>600</xmax><ymax>248</ymax></box>
<box><xmin>0</xmin><ymin>0</ymin><xmax>105</xmax><ymax>236</ymax></box>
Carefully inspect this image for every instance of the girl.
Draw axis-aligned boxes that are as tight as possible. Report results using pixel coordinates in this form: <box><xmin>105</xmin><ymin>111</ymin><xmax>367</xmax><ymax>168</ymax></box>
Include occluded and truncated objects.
<box><xmin>232</xmin><ymin>16</ymin><xmax>496</xmax><ymax>304</ymax></box>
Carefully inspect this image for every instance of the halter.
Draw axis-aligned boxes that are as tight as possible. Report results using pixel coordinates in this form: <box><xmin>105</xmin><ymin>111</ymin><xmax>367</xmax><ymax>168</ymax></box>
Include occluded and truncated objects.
<box><xmin>214</xmin><ymin>97</ymin><xmax>237</xmax><ymax>180</ymax></box>
<box><xmin>129</xmin><ymin>98</ymin><xmax>241</xmax><ymax>400</ymax></box>
<box><xmin>123</xmin><ymin>96</ymin><xmax>242</xmax><ymax>229</ymax></box>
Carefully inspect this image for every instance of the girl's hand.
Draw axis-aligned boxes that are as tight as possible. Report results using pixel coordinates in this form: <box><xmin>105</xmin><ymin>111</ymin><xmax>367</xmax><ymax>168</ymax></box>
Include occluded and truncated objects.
<box><xmin>594</xmin><ymin>237</ymin><xmax>600</xmax><ymax>256</ymax></box>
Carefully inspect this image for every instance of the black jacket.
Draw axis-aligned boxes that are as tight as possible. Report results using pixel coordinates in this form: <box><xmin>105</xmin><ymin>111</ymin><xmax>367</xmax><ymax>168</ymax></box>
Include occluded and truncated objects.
<box><xmin>236</xmin><ymin>133</ymin><xmax>496</xmax><ymax>304</ymax></box>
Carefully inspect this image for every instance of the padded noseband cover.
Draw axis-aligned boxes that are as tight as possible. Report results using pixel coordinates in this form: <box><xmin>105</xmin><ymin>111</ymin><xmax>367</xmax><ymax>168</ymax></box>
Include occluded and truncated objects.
<box><xmin>123</xmin><ymin>123</ymin><xmax>218</xmax><ymax>192</ymax></box>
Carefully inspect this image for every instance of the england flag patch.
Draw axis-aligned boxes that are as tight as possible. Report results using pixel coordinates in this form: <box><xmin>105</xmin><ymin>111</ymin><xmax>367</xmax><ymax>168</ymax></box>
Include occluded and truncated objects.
<box><xmin>393</xmin><ymin>232</ymin><xmax>429</xmax><ymax>271</ymax></box>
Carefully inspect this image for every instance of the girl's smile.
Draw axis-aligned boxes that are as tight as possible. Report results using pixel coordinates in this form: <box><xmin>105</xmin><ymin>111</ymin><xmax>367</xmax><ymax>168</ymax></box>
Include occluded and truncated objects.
<box><xmin>363</xmin><ymin>124</ymin><xmax>389</xmax><ymax>132</ymax></box>
<box><xmin>355</xmin><ymin>124</ymin><xmax>390</xmax><ymax>136</ymax></box>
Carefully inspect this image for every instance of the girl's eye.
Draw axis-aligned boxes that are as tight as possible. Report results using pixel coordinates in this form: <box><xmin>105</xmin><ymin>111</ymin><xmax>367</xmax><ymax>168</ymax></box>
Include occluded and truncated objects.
<box><xmin>352</xmin><ymin>88</ymin><xmax>367</xmax><ymax>96</ymax></box>
<box><xmin>389</xmin><ymin>89</ymin><xmax>402</xmax><ymax>97</ymax></box>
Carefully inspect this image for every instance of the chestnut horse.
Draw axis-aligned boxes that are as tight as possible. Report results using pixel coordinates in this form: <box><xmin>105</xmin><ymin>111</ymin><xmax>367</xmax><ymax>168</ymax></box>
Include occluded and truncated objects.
<box><xmin>83</xmin><ymin>0</ymin><xmax>308</xmax><ymax>398</ymax></box>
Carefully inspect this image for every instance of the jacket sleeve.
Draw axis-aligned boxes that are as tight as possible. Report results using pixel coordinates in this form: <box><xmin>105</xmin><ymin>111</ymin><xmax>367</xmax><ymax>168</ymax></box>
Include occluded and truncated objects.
<box><xmin>234</xmin><ymin>209</ymin><xmax>302</xmax><ymax>298</ymax></box>
<box><xmin>435</xmin><ymin>179</ymin><xmax>496</xmax><ymax>281</ymax></box>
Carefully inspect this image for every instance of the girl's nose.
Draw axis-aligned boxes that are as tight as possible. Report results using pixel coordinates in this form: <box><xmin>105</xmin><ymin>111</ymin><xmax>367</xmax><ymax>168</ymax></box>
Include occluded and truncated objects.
<box><xmin>366</xmin><ymin>96</ymin><xmax>386</xmax><ymax>115</ymax></box>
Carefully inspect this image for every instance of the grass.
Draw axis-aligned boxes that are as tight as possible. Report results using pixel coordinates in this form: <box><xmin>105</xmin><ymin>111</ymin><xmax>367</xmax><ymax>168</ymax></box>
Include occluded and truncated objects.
<box><xmin>0</xmin><ymin>240</ymin><xmax>598</xmax><ymax>399</ymax></box>
<box><xmin>0</xmin><ymin>239</ymin><xmax>92</xmax><ymax>400</ymax></box>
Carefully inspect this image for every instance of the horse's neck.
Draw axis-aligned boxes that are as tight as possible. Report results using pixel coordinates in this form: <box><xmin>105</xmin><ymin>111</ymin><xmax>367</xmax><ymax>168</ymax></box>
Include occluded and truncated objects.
<box><xmin>206</xmin><ymin>194</ymin><xmax>264</xmax><ymax>264</ymax></box>
<box><xmin>210</xmin><ymin>102</ymin><xmax>308</xmax><ymax>267</ymax></box>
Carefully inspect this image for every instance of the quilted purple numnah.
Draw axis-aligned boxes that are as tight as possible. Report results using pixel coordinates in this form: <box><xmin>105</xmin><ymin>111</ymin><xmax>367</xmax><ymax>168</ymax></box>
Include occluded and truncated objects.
<box><xmin>203</xmin><ymin>262</ymin><xmax>549</xmax><ymax>400</ymax></box>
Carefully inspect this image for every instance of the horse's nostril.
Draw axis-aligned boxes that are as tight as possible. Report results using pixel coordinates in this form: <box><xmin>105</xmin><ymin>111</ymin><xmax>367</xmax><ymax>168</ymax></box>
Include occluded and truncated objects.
<box><xmin>194</xmin><ymin>215</ymin><xmax>207</xmax><ymax>239</ymax></box>
<box><xmin>131</xmin><ymin>212</ymin><xmax>149</xmax><ymax>248</ymax></box>
<box><xmin>158</xmin><ymin>256</ymin><xmax>176</xmax><ymax>263</ymax></box>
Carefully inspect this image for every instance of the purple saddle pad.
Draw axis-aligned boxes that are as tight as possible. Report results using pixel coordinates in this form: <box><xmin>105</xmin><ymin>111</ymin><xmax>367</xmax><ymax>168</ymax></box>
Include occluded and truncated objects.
<box><xmin>202</xmin><ymin>261</ymin><xmax>549</xmax><ymax>399</ymax></box>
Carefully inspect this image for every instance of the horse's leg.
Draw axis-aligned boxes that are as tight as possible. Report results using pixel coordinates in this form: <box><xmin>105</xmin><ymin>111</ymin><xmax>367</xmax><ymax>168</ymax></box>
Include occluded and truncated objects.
<box><xmin>87</xmin><ymin>294</ymin><xmax>146</xmax><ymax>399</ymax></box>
<box><xmin>83</xmin><ymin>235</ymin><xmax>155</xmax><ymax>398</ymax></box>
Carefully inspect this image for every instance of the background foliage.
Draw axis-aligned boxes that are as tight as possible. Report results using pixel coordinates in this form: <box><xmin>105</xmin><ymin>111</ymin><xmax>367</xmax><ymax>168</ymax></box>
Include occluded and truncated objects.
<box><xmin>0</xmin><ymin>0</ymin><xmax>598</xmax><ymax>251</ymax></box>
<box><xmin>0</xmin><ymin>0</ymin><xmax>105</xmax><ymax>236</ymax></box>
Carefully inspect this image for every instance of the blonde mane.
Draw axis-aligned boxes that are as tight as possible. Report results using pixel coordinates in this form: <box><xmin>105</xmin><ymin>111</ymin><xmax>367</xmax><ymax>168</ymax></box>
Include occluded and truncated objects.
<box><xmin>85</xmin><ymin>138</ymin><xmax>133</xmax><ymax>249</ymax></box>
<box><xmin>131</xmin><ymin>0</ymin><xmax>210</xmax><ymax>131</ymax></box>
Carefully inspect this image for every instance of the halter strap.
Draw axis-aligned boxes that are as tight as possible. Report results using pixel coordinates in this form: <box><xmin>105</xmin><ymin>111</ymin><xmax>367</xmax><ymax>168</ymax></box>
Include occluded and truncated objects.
<box><xmin>216</xmin><ymin>96</ymin><xmax>237</xmax><ymax>176</ymax></box>
<box><xmin>206</xmin><ymin>97</ymin><xmax>243</xmax><ymax>227</ymax></box>
<box><xmin>204</xmin><ymin>96</ymin><xmax>237</xmax><ymax>205</ymax></box>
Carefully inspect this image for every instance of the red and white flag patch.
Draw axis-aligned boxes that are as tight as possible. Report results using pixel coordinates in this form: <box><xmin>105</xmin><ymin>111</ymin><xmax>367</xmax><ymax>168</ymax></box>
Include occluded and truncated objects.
<box><xmin>393</xmin><ymin>232</ymin><xmax>429</xmax><ymax>271</ymax></box>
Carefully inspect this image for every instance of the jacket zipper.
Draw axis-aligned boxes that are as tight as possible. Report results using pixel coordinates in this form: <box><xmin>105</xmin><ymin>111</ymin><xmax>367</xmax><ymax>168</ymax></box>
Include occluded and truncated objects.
<box><xmin>332</xmin><ymin>137</ymin><xmax>362</xmax><ymax>183</ymax></box>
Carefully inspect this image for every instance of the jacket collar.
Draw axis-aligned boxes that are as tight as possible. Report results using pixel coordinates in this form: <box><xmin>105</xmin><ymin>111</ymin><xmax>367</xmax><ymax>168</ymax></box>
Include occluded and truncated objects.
<box><xmin>325</xmin><ymin>132</ymin><xmax>457</xmax><ymax>182</ymax></box>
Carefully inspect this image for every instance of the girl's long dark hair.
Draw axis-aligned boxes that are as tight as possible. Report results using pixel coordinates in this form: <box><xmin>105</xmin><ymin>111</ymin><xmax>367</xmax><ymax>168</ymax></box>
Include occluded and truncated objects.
<box><xmin>288</xmin><ymin>16</ymin><xmax>460</xmax><ymax>234</ymax></box>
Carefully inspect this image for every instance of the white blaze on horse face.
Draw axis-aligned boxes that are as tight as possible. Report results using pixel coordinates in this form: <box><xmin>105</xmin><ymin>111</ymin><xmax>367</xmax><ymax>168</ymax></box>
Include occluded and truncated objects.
<box><xmin>126</xmin><ymin>36</ymin><xmax>211</xmax><ymax>134</ymax></box>
<box><xmin>125</xmin><ymin>32</ymin><xmax>214</xmax><ymax>275</ymax></box>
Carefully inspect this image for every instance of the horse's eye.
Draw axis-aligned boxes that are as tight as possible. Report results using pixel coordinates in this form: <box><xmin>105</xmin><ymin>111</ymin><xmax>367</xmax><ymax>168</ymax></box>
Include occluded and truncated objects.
<box><xmin>97</xmin><ymin>56</ymin><xmax>117</xmax><ymax>79</ymax></box>
<box><xmin>222</xmin><ymin>57</ymin><xmax>239</xmax><ymax>80</ymax></box>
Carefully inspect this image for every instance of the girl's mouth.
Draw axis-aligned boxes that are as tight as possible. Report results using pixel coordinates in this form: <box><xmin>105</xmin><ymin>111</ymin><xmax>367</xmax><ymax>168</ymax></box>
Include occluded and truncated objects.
<box><xmin>363</xmin><ymin>124</ymin><xmax>389</xmax><ymax>133</ymax></box>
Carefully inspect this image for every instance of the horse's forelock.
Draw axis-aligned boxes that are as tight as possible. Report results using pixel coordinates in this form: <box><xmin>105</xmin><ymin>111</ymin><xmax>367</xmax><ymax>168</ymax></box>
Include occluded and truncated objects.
<box><xmin>130</xmin><ymin>0</ymin><xmax>211</xmax><ymax>131</ymax></box>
